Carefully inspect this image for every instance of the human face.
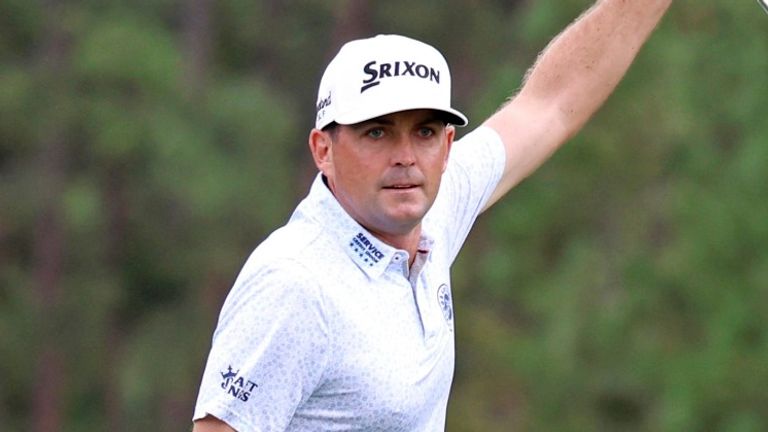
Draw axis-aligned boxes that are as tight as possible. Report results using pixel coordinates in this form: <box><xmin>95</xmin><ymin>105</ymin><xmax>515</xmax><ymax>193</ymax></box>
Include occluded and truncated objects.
<box><xmin>310</xmin><ymin>109</ymin><xmax>455</xmax><ymax>243</ymax></box>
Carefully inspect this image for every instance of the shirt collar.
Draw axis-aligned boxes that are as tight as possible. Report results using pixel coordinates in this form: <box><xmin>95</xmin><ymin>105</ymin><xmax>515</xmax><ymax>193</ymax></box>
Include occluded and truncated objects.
<box><xmin>297</xmin><ymin>174</ymin><xmax>412</xmax><ymax>279</ymax></box>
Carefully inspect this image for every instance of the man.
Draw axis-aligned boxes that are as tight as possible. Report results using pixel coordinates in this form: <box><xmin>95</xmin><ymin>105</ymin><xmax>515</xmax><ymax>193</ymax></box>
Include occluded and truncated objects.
<box><xmin>193</xmin><ymin>1</ymin><xmax>673</xmax><ymax>430</ymax></box>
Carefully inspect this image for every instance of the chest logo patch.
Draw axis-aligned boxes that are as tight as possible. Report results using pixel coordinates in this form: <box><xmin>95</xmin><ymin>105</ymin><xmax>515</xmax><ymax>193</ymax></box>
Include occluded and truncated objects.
<box><xmin>437</xmin><ymin>284</ymin><xmax>453</xmax><ymax>325</ymax></box>
<box><xmin>350</xmin><ymin>232</ymin><xmax>385</xmax><ymax>265</ymax></box>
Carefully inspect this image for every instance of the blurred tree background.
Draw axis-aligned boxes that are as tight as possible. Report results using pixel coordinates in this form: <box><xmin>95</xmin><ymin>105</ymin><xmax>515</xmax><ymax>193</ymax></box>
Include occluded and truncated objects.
<box><xmin>1</xmin><ymin>0</ymin><xmax>767</xmax><ymax>431</ymax></box>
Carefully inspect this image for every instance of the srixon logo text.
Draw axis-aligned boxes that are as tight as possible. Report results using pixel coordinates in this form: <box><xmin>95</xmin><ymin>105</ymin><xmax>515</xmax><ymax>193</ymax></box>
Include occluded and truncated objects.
<box><xmin>220</xmin><ymin>366</ymin><xmax>258</xmax><ymax>402</ymax></box>
<box><xmin>361</xmin><ymin>60</ymin><xmax>441</xmax><ymax>92</ymax></box>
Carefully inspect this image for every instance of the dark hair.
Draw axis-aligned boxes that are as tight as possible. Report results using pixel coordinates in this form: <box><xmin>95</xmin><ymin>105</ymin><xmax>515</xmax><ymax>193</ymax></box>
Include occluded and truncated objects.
<box><xmin>322</xmin><ymin>122</ymin><xmax>339</xmax><ymax>139</ymax></box>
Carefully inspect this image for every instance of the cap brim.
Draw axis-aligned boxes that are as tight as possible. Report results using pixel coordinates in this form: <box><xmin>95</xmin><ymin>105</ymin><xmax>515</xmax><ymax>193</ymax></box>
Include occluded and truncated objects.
<box><xmin>335</xmin><ymin>106</ymin><xmax>468</xmax><ymax>127</ymax></box>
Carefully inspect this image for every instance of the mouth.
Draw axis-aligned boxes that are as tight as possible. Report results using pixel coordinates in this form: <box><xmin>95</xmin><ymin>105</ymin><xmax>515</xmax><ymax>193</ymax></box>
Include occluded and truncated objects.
<box><xmin>382</xmin><ymin>184</ymin><xmax>419</xmax><ymax>190</ymax></box>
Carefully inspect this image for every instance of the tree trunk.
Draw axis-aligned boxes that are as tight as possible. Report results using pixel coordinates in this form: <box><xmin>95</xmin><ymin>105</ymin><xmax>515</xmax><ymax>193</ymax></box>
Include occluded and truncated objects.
<box><xmin>31</xmin><ymin>193</ymin><xmax>66</xmax><ymax>432</ymax></box>
<box><xmin>329</xmin><ymin>0</ymin><xmax>372</xmax><ymax>50</ymax></box>
<box><xmin>101</xmin><ymin>166</ymin><xmax>129</xmax><ymax>432</ymax></box>
<box><xmin>30</xmin><ymin>2</ymin><xmax>69</xmax><ymax>428</ymax></box>
<box><xmin>182</xmin><ymin>0</ymin><xmax>213</xmax><ymax>98</ymax></box>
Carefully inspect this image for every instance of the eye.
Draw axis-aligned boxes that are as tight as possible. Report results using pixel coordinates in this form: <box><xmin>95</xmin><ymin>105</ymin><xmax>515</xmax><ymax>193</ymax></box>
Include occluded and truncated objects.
<box><xmin>417</xmin><ymin>126</ymin><xmax>435</xmax><ymax>138</ymax></box>
<box><xmin>366</xmin><ymin>127</ymin><xmax>385</xmax><ymax>139</ymax></box>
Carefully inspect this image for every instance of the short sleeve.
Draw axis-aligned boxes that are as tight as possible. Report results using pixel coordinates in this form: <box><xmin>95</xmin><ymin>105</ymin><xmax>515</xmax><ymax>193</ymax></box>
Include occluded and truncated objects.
<box><xmin>193</xmin><ymin>258</ymin><xmax>331</xmax><ymax>431</ymax></box>
<box><xmin>428</xmin><ymin>126</ymin><xmax>506</xmax><ymax>263</ymax></box>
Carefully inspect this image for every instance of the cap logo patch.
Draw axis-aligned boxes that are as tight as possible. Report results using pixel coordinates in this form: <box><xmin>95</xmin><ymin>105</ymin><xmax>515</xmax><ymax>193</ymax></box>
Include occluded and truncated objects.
<box><xmin>361</xmin><ymin>60</ymin><xmax>441</xmax><ymax>93</ymax></box>
<box><xmin>316</xmin><ymin>92</ymin><xmax>332</xmax><ymax>113</ymax></box>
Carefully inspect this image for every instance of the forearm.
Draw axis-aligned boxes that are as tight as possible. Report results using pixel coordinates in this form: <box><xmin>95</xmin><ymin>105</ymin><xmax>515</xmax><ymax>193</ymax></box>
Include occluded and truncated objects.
<box><xmin>481</xmin><ymin>0</ymin><xmax>672</xmax><ymax>209</ymax></box>
<box><xmin>520</xmin><ymin>0</ymin><xmax>672</xmax><ymax>137</ymax></box>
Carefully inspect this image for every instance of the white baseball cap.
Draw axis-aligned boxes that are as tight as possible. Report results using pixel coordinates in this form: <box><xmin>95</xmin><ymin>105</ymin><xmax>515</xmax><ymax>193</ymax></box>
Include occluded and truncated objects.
<box><xmin>314</xmin><ymin>34</ymin><xmax>468</xmax><ymax>130</ymax></box>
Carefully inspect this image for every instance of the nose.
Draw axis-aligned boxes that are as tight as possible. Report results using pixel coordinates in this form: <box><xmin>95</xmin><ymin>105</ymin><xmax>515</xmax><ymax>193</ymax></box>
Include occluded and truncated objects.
<box><xmin>390</xmin><ymin>135</ymin><xmax>416</xmax><ymax>167</ymax></box>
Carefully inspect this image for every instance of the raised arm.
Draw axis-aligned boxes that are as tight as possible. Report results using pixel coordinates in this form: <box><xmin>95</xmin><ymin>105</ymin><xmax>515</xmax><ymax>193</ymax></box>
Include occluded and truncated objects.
<box><xmin>482</xmin><ymin>0</ymin><xmax>673</xmax><ymax>210</ymax></box>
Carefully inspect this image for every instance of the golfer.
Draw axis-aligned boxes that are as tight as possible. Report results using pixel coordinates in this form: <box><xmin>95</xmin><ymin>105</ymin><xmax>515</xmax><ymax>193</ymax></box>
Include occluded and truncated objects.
<box><xmin>193</xmin><ymin>1</ymin><xmax>673</xmax><ymax>430</ymax></box>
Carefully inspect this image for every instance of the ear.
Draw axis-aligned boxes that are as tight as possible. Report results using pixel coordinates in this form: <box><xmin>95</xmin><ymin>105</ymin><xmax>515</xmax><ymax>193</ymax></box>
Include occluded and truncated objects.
<box><xmin>442</xmin><ymin>125</ymin><xmax>456</xmax><ymax>172</ymax></box>
<box><xmin>308</xmin><ymin>128</ymin><xmax>334</xmax><ymax>177</ymax></box>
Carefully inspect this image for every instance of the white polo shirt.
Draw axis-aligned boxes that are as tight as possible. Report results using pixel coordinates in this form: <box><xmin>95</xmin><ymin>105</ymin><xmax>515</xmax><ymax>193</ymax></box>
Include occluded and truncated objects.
<box><xmin>193</xmin><ymin>126</ymin><xmax>505</xmax><ymax>431</ymax></box>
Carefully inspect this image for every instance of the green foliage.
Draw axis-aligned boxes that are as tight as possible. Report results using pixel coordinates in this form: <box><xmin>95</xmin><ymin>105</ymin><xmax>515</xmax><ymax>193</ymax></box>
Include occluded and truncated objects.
<box><xmin>1</xmin><ymin>0</ymin><xmax>768</xmax><ymax>431</ymax></box>
<box><xmin>452</xmin><ymin>2</ymin><xmax>768</xmax><ymax>430</ymax></box>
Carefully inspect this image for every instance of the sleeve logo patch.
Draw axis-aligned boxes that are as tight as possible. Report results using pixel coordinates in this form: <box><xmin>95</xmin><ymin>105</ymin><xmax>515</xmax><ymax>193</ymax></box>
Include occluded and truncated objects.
<box><xmin>220</xmin><ymin>365</ymin><xmax>258</xmax><ymax>402</ymax></box>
